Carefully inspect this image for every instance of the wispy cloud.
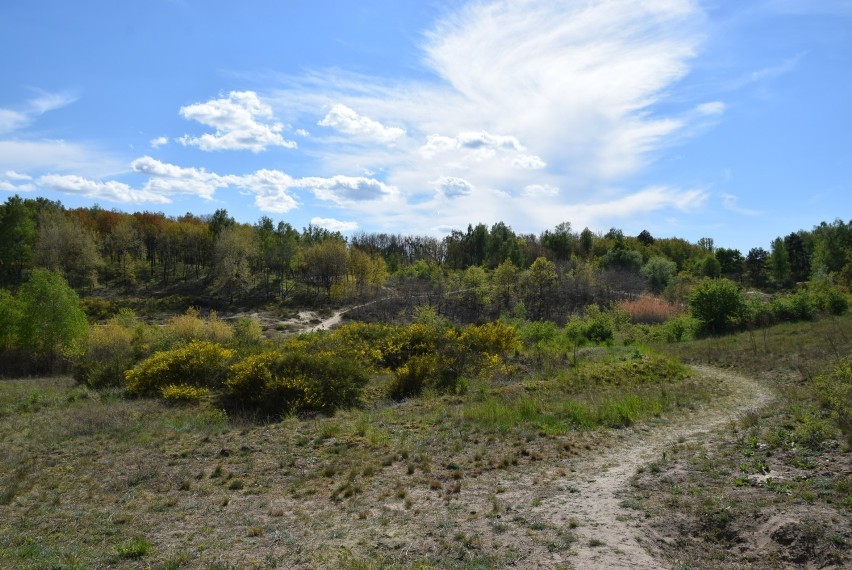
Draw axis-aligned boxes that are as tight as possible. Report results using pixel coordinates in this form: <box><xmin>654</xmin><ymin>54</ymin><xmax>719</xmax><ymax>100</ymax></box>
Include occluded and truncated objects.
<box><xmin>262</xmin><ymin>0</ymin><xmax>708</xmax><ymax>232</ymax></box>
<box><xmin>0</xmin><ymin>90</ymin><xmax>77</xmax><ymax>135</ymax></box>
<box><xmin>178</xmin><ymin>91</ymin><xmax>297</xmax><ymax>152</ymax></box>
<box><xmin>150</xmin><ymin>136</ymin><xmax>169</xmax><ymax>148</ymax></box>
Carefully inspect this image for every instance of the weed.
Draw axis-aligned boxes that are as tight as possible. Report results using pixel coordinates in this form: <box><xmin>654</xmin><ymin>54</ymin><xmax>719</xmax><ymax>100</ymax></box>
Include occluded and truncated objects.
<box><xmin>115</xmin><ymin>537</ymin><xmax>152</xmax><ymax>559</ymax></box>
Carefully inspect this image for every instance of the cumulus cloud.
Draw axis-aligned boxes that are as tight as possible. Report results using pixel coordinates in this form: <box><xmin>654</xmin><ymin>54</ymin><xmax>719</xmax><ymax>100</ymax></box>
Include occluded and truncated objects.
<box><xmin>233</xmin><ymin>169</ymin><xmax>299</xmax><ymax>214</ymax></box>
<box><xmin>299</xmin><ymin>175</ymin><xmax>397</xmax><ymax>205</ymax></box>
<box><xmin>318</xmin><ymin>104</ymin><xmax>405</xmax><ymax>143</ymax></box>
<box><xmin>39</xmin><ymin>174</ymin><xmax>171</xmax><ymax>204</ymax></box>
<box><xmin>178</xmin><ymin>91</ymin><xmax>297</xmax><ymax>152</ymax></box>
<box><xmin>436</xmin><ymin>176</ymin><xmax>474</xmax><ymax>198</ymax></box>
<box><xmin>310</xmin><ymin>217</ymin><xmax>359</xmax><ymax>232</ymax></box>
<box><xmin>4</xmin><ymin>170</ymin><xmax>32</xmax><ymax>181</ymax></box>
<box><xmin>150</xmin><ymin>136</ymin><xmax>169</xmax><ymax>148</ymax></box>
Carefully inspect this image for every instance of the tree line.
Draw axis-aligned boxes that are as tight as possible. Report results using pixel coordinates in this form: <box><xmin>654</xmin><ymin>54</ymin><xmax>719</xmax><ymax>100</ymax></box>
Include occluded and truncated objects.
<box><xmin>0</xmin><ymin>195</ymin><xmax>849</xmax><ymax>311</ymax></box>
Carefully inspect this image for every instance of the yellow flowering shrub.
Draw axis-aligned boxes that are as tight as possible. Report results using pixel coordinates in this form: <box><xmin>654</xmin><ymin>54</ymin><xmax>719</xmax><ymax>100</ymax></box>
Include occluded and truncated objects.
<box><xmin>226</xmin><ymin>348</ymin><xmax>369</xmax><ymax>415</ymax></box>
<box><xmin>161</xmin><ymin>384</ymin><xmax>210</xmax><ymax>404</ymax></box>
<box><xmin>125</xmin><ymin>340</ymin><xmax>235</xmax><ymax>397</ymax></box>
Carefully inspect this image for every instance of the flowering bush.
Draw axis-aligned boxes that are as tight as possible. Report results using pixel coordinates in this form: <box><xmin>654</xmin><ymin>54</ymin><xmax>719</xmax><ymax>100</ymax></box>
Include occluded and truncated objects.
<box><xmin>226</xmin><ymin>349</ymin><xmax>368</xmax><ymax>415</ymax></box>
<box><xmin>161</xmin><ymin>384</ymin><xmax>210</xmax><ymax>404</ymax></box>
<box><xmin>125</xmin><ymin>340</ymin><xmax>234</xmax><ymax>397</ymax></box>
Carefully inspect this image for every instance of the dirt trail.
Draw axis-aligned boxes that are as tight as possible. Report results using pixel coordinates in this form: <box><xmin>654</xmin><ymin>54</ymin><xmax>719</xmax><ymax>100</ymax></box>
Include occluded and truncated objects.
<box><xmin>542</xmin><ymin>365</ymin><xmax>773</xmax><ymax>569</ymax></box>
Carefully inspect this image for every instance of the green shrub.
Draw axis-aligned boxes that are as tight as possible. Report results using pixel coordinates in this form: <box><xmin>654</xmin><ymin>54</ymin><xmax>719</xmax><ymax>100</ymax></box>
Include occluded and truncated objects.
<box><xmin>389</xmin><ymin>353</ymin><xmax>460</xmax><ymax>399</ymax></box>
<box><xmin>125</xmin><ymin>341</ymin><xmax>235</xmax><ymax>397</ymax></box>
<box><xmin>583</xmin><ymin>309</ymin><xmax>614</xmax><ymax>344</ymax></box>
<box><xmin>814</xmin><ymin>357</ymin><xmax>852</xmax><ymax>443</ymax></box>
<box><xmin>72</xmin><ymin>320</ymin><xmax>136</xmax><ymax>388</ymax></box>
<box><xmin>226</xmin><ymin>349</ymin><xmax>368</xmax><ymax>415</ymax></box>
<box><xmin>771</xmin><ymin>289</ymin><xmax>817</xmax><ymax>322</ymax></box>
<box><xmin>689</xmin><ymin>278</ymin><xmax>745</xmax><ymax>335</ymax></box>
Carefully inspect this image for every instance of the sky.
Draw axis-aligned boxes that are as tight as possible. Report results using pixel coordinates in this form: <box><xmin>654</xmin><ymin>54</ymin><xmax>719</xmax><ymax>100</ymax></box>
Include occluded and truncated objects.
<box><xmin>1</xmin><ymin>0</ymin><xmax>850</xmax><ymax>252</ymax></box>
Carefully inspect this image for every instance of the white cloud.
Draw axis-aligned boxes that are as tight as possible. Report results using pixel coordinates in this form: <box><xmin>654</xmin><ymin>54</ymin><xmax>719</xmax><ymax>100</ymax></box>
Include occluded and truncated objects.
<box><xmin>299</xmin><ymin>175</ymin><xmax>397</xmax><ymax>205</ymax></box>
<box><xmin>318</xmin><ymin>104</ymin><xmax>405</xmax><ymax>143</ymax></box>
<box><xmin>295</xmin><ymin>129</ymin><xmax>310</xmax><ymax>137</ymax></box>
<box><xmin>310</xmin><ymin>217</ymin><xmax>359</xmax><ymax>233</ymax></box>
<box><xmin>131</xmin><ymin>156</ymin><xmax>226</xmax><ymax>200</ymax></box>
<box><xmin>178</xmin><ymin>91</ymin><xmax>297</xmax><ymax>152</ymax></box>
<box><xmin>513</xmin><ymin>155</ymin><xmax>546</xmax><ymax>169</ymax></box>
<box><xmin>436</xmin><ymin>176</ymin><xmax>474</xmax><ymax>198</ymax></box>
<box><xmin>4</xmin><ymin>170</ymin><xmax>32</xmax><ymax>181</ymax></box>
<box><xmin>522</xmin><ymin>184</ymin><xmax>559</xmax><ymax>197</ymax></box>
<box><xmin>232</xmin><ymin>169</ymin><xmax>299</xmax><ymax>214</ymax></box>
<box><xmin>38</xmin><ymin>174</ymin><xmax>171</xmax><ymax>204</ymax></box>
<box><xmin>150</xmin><ymin>136</ymin><xmax>169</xmax><ymax>148</ymax></box>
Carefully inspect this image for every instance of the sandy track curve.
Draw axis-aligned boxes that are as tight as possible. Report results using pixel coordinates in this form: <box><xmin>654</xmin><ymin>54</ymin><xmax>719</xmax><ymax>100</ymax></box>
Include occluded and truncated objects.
<box><xmin>541</xmin><ymin>365</ymin><xmax>773</xmax><ymax>569</ymax></box>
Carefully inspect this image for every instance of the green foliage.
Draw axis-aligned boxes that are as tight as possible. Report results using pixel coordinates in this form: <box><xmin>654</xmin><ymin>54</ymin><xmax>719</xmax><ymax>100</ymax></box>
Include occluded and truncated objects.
<box><xmin>15</xmin><ymin>269</ymin><xmax>88</xmax><ymax>362</ymax></box>
<box><xmin>582</xmin><ymin>305</ymin><xmax>614</xmax><ymax>344</ymax></box>
<box><xmin>0</xmin><ymin>288</ymin><xmax>21</xmax><ymax>350</ymax></box>
<box><xmin>226</xmin><ymin>349</ymin><xmax>369</xmax><ymax>415</ymax></box>
<box><xmin>72</xmin><ymin>317</ymin><xmax>137</xmax><ymax>388</ymax></box>
<box><xmin>689</xmin><ymin>278</ymin><xmax>745</xmax><ymax>334</ymax></box>
<box><xmin>770</xmin><ymin>289</ymin><xmax>817</xmax><ymax>322</ymax></box>
<box><xmin>642</xmin><ymin>256</ymin><xmax>677</xmax><ymax>293</ymax></box>
<box><xmin>814</xmin><ymin>357</ymin><xmax>852</xmax><ymax>443</ymax></box>
<box><xmin>125</xmin><ymin>340</ymin><xmax>235</xmax><ymax>397</ymax></box>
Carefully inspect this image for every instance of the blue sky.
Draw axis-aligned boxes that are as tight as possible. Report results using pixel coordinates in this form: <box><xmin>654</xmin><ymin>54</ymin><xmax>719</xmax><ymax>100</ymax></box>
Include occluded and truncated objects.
<box><xmin>1</xmin><ymin>0</ymin><xmax>850</xmax><ymax>252</ymax></box>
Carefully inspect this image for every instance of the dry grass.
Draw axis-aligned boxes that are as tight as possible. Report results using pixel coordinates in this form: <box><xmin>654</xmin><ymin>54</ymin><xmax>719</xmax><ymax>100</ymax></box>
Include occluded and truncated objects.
<box><xmin>0</xmin><ymin>342</ymin><xmax>714</xmax><ymax>569</ymax></box>
<box><xmin>618</xmin><ymin>295</ymin><xmax>684</xmax><ymax>324</ymax></box>
<box><xmin>627</xmin><ymin>314</ymin><xmax>852</xmax><ymax>568</ymax></box>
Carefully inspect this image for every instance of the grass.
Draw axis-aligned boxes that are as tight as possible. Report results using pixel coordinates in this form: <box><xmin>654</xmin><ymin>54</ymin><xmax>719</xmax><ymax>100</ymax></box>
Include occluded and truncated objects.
<box><xmin>0</xmin><ymin>320</ymin><xmax>781</xmax><ymax>568</ymax></box>
<box><xmin>627</xmin><ymin>314</ymin><xmax>852</xmax><ymax>568</ymax></box>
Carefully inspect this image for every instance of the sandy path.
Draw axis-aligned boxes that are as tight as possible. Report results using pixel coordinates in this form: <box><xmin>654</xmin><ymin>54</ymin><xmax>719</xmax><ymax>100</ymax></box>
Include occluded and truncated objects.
<box><xmin>541</xmin><ymin>365</ymin><xmax>773</xmax><ymax>569</ymax></box>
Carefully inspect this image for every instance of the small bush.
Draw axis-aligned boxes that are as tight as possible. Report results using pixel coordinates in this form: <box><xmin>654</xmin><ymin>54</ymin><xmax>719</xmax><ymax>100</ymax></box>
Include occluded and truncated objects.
<box><xmin>125</xmin><ymin>341</ymin><xmax>234</xmax><ymax>397</ymax></box>
<box><xmin>814</xmin><ymin>357</ymin><xmax>852</xmax><ymax>443</ymax></box>
<box><xmin>771</xmin><ymin>289</ymin><xmax>817</xmax><ymax>322</ymax></box>
<box><xmin>72</xmin><ymin>318</ymin><xmax>136</xmax><ymax>388</ymax></box>
<box><xmin>389</xmin><ymin>353</ymin><xmax>461</xmax><ymax>399</ymax></box>
<box><xmin>583</xmin><ymin>306</ymin><xmax>614</xmax><ymax>344</ymax></box>
<box><xmin>689</xmin><ymin>278</ymin><xmax>745</xmax><ymax>335</ymax></box>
